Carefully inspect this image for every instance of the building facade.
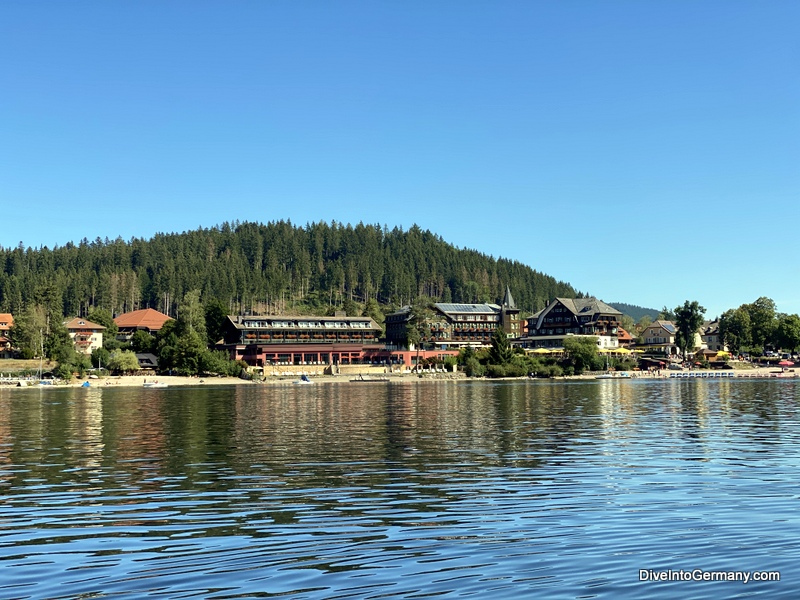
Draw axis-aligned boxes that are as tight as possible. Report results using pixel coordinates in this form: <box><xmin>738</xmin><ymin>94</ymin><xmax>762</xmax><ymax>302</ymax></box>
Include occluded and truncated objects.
<box><xmin>384</xmin><ymin>287</ymin><xmax>521</xmax><ymax>350</ymax></box>
<box><xmin>701</xmin><ymin>320</ymin><xmax>727</xmax><ymax>352</ymax></box>
<box><xmin>220</xmin><ymin>314</ymin><xmax>383</xmax><ymax>367</ymax></box>
<box><xmin>64</xmin><ymin>317</ymin><xmax>105</xmax><ymax>355</ymax></box>
<box><xmin>0</xmin><ymin>313</ymin><xmax>13</xmax><ymax>358</ymax></box>
<box><xmin>640</xmin><ymin>320</ymin><xmax>678</xmax><ymax>355</ymax></box>
<box><xmin>522</xmin><ymin>297</ymin><xmax>623</xmax><ymax>349</ymax></box>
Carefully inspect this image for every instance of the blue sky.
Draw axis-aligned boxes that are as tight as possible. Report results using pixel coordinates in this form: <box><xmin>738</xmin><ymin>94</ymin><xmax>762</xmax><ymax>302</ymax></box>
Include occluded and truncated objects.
<box><xmin>2</xmin><ymin>2</ymin><xmax>798</xmax><ymax>319</ymax></box>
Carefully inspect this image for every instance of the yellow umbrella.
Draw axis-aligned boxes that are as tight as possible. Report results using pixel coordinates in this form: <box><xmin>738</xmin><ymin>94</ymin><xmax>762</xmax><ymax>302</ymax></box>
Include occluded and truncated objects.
<box><xmin>530</xmin><ymin>347</ymin><xmax>550</xmax><ymax>354</ymax></box>
<box><xmin>614</xmin><ymin>347</ymin><xmax>632</xmax><ymax>355</ymax></box>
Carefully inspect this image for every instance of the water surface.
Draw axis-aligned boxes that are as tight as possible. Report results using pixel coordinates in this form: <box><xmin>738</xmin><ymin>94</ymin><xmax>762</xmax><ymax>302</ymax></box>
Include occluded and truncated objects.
<box><xmin>1</xmin><ymin>379</ymin><xmax>797</xmax><ymax>598</ymax></box>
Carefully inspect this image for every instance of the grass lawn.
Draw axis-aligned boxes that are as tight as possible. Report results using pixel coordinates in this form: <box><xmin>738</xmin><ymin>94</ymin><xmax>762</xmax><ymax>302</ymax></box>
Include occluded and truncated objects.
<box><xmin>0</xmin><ymin>358</ymin><xmax>57</xmax><ymax>373</ymax></box>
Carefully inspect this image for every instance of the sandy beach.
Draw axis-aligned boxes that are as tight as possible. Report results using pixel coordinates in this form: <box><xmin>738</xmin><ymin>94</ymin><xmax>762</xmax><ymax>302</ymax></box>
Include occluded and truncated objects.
<box><xmin>54</xmin><ymin>365</ymin><xmax>800</xmax><ymax>388</ymax></box>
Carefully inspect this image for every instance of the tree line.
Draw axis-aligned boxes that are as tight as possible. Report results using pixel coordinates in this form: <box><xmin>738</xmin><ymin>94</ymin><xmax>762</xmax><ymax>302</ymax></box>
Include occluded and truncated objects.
<box><xmin>0</xmin><ymin>220</ymin><xmax>579</xmax><ymax>321</ymax></box>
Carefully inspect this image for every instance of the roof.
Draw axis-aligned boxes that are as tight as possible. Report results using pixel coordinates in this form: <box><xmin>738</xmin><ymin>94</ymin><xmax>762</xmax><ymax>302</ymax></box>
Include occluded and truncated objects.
<box><xmin>555</xmin><ymin>297</ymin><xmax>622</xmax><ymax>316</ymax></box>
<box><xmin>617</xmin><ymin>327</ymin><xmax>633</xmax><ymax>342</ymax></box>
<box><xmin>528</xmin><ymin>297</ymin><xmax>622</xmax><ymax>329</ymax></box>
<box><xmin>0</xmin><ymin>313</ymin><xmax>12</xmax><ymax>330</ymax></box>
<box><xmin>651</xmin><ymin>320</ymin><xmax>676</xmax><ymax>334</ymax></box>
<box><xmin>136</xmin><ymin>353</ymin><xmax>159</xmax><ymax>368</ymax></box>
<box><xmin>502</xmin><ymin>286</ymin><xmax>517</xmax><ymax>310</ymax></box>
<box><xmin>64</xmin><ymin>317</ymin><xmax>106</xmax><ymax>331</ymax></box>
<box><xmin>434</xmin><ymin>303</ymin><xmax>500</xmax><ymax>315</ymax></box>
<box><xmin>114</xmin><ymin>308</ymin><xmax>173</xmax><ymax>330</ymax></box>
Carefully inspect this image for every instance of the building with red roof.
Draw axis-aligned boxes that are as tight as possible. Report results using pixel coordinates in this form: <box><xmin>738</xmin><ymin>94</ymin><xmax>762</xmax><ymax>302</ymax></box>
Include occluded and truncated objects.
<box><xmin>0</xmin><ymin>313</ymin><xmax>13</xmax><ymax>358</ymax></box>
<box><xmin>114</xmin><ymin>308</ymin><xmax>173</xmax><ymax>340</ymax></box>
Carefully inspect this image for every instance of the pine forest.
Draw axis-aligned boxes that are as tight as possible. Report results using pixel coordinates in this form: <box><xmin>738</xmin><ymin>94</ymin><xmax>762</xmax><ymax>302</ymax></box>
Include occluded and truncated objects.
<box><xmin>0</xmin><ymin>221</ymin><xmax>579</xmax><ymax>319</ymax></box>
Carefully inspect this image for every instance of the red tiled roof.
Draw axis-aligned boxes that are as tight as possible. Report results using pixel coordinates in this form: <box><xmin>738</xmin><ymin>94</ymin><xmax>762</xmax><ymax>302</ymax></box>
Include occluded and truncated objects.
<box><xmin>617</xmin><ymin>327</ymin><xmax>633</xmax><ymax>342</ymax></box>
<box><xmin>0</xmin><ymin>313</ymin><xmax>13</xmax><ymax>331</ymax></box>
<box><xmin>114</xmin><ymin>308</ymin><xmax>173</xmax><ymax>331</ymax></box>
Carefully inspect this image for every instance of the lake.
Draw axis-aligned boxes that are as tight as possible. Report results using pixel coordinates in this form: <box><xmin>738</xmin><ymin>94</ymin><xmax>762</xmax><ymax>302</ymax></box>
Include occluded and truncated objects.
<box><xmin>1</xmin><ymin>378</ymin><xmax>797</xmax><ymax>598</ymax></box>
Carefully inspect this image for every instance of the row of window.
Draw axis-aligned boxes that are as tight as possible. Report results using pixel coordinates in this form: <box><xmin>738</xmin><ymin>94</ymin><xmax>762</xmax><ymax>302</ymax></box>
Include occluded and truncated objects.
<box><xmin>243</xmin><ymin>320</ymin><xmax>372</xmax><ymax>329</ymax></box>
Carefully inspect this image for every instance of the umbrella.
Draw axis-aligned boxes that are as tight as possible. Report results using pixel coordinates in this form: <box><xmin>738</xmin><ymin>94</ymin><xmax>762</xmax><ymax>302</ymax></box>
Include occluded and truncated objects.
<box><xmin>779</xmin><ymin>360</ymin><xmax>794</xmax><ymax>367</ymax></box>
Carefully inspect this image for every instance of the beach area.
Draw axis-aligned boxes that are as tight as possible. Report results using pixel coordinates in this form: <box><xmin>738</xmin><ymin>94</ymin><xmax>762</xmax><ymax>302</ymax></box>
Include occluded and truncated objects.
<box><xmin>3</xmin><ymin>364</ymin><xmax>795</xmax><ymax>389</ymax></box>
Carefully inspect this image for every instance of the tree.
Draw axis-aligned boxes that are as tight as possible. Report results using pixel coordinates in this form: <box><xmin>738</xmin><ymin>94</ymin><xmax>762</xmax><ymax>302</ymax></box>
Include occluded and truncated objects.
<box><xmin>620</xmin><ymin>314</ymin><xmax>635</xmax><ymax>335</ymax></box>
<box><xmin>177</xmin><ymin>289</ymin><xmax>206</xmax><ymax>340</ymax></box>
<box><xmin>488</xmin><ymin>327</ymin><xmax>513</xmax><ymax>365</ymax></box>
<box><xmin>107</xmin><ymin>349</ymin><xmax>140</xmax><ymax>373</ymax></box>
<box><xmin>44</xmin><ymin>321</ymin><xmax>73</xmax><ymax>361</ymax></box>
<box><xmin>658</xmin><ymin>306</ymin><xmax>676</xmax><ymax>321</ymax></box>
<box><xmin>635</xmin><ymin>315</ymin><xmax>653</xmax><ymax>335</ymax></box>
<box><xmin>563</xmin><ymin>336</ymin><xmax>599</xmax><ymax>375</ymax></box>
<box><xmin>130</xmin><ymin>329</ymin><xmax>156</xmax><ymax>353</ymax></box>
<box><xmin>674</xmin><ymin>300</ymin><xmax>705</xmax><ymax>359</ymax></box>
<box><xmin>775</xmin><ymin>314</ymin><xmax>800</xmax><ymax>354</ymax></box>
<box><xmin>91</xmin><ymin>346</ymin><xmax>111</xmax><ymax>371</ymax></box>
<box><xmin>719</xmin><ymin>307</ymin><xmax>751</xmax><ymax>355</ymax></box>
<box><xmin>204</xmin><ymin>298</ymin><xmax>229</xmax><ymax>346</ymax></box>
<box><xmin>362</xmin><ymin>298</ymin><xmax>385</xmax><ymax>335</ymax></box>
<box><xmin>745</xmin><ymin>297</ymin><xmax>777</xmax><ymax>352</ymax></box>
<box><xmin>9</xmin><ymin>304</ymin><xmax>47</xmax><ymax>359</ymax></box>
<box><xmin>87</xmin><ymin>307</ymin><xmax>122</xmax><ymax>350</ymax></box>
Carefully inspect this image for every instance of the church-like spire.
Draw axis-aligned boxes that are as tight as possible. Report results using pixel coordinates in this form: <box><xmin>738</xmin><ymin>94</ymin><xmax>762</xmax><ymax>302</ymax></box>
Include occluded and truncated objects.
<box><xmin>502</xmin><ymin>285</ymin><xmax>516</xmax><ymax>309</ymax></box>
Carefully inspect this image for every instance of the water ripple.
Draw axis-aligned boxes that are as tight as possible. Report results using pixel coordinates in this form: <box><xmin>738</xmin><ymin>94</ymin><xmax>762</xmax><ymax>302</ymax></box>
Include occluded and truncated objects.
<box><xmin>1</xmin><ymin>380</ymin><xmax>798</xmax><ymax>598</ymax></box>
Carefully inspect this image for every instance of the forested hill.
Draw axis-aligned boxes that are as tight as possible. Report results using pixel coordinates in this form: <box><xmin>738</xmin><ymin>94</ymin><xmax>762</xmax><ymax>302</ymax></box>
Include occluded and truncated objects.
<box><xmin>609</xmin><ymin>302</ymin><xmax>659</xmax><ymax>322</ymax></box>
<box><xmin>0</xmin><ymin>221</ymin><xmax>579</xmax><ymax>318</ymax></box>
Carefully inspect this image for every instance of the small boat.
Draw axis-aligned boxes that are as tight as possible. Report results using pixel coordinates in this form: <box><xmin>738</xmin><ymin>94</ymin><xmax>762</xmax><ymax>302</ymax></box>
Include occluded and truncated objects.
<box><xmin>294</xmin><ymin>374</ymin><xmax>313</xmax><ymax>385</ymax></box>
<box><xmin>143</xmin><ymin>381</ymin><xmax>168</xmax><ymax>388</ymax></box>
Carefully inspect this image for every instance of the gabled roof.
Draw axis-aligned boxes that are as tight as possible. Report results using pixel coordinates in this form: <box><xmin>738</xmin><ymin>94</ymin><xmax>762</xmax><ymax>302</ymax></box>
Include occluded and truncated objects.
<box><xmin>136</xmin><ymin>353</ymin><xmax>159</xmax><ymax>368</ymax></box>
<box><xmin>530</xmin><ymin>297</ymin><xmax>621</xmax><ymax>330</ymax></box>
<box><xmin>114</xmin><ymin>308</ymin><xmax>173</xmax><ymax>330</ymax></box>
<box><xmin>650</xmin><ymin>320</ymin><xmax>676</xmax><ymax>334</ymax></box>
<box><xmin>556</xmin><ymin>297</ymin><xmax>622</xmax><ymax>317</ymax></box>
<box><xmin>0</xmin><ymin>313</ymin><xmax>13</xmax><ymax>330</ymax></box>
<box><xmin>64</xmin><ymin>317</ymin><xmax>105</xmax><ymax>331</ymax></box>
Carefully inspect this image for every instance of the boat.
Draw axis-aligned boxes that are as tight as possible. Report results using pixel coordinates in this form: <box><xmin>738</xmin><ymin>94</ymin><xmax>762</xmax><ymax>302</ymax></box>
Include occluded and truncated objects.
<box><xmin>143</xmin><ymin>381</ymin><xmax>168</xmax><ymax>388</ymax></box>
<box><xmin>294</xmin><ymin>374</ymin><xmax>313</xmax><ymax>385</ymax></box>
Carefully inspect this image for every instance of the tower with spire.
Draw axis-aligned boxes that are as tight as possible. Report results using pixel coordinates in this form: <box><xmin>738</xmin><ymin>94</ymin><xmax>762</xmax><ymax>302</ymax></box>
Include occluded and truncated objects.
<box><xmin>500</xmin><ymin>285</ymin><xmax>521</xmax><ymax>338</ymax></box>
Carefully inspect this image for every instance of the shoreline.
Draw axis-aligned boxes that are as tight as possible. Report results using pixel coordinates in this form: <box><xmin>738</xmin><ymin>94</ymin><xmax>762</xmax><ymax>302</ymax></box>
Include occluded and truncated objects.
<box><xmin>2</xmin><ymin>365</ymin><xmax>796</xmax><ymax>389</ymax></box>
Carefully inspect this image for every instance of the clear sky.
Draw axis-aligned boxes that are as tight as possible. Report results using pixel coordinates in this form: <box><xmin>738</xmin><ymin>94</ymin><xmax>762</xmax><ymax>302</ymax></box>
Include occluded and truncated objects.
<box><xmin>2</xmin><ymin>2</ymin><xmax>798</xmax><ymax>319</ymax></box>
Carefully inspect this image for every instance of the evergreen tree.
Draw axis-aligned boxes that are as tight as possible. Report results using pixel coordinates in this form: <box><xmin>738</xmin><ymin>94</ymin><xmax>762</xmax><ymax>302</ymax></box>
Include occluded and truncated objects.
<box><xmin>488</xmin><ymin>327</ymin><xmax>513</xmax><ymax>365</ymax></box>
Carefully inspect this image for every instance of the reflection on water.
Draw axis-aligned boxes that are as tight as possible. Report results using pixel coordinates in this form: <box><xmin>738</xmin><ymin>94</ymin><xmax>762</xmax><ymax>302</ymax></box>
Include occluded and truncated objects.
<box><xmin>1</xmin><ymin>379</ymin><xmax>798</xmax><ymax>598</ymax></box>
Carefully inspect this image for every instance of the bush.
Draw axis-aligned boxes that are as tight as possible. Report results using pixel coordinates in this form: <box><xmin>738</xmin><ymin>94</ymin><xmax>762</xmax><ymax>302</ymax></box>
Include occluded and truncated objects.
<box><xmin>486</xmin><ymin>364</ymin><xmax>507</xmax><ymax>378</ymax></box>
<box><xmin>465</xmin><ymin>357</ymin><xmax>485</xmax><ymax>377</ymax></box>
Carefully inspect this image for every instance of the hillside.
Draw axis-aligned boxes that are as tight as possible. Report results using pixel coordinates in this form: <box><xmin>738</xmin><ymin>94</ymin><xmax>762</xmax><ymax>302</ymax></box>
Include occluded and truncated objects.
<box><xmin>0</xmin><ymin>221</ymin><xmax>580</xmax><ymax>318</ymax></box>
<box><xmin>609</xmin><ymin>302</ymin><xmax>660</xmax><ymax>323</ymax></box>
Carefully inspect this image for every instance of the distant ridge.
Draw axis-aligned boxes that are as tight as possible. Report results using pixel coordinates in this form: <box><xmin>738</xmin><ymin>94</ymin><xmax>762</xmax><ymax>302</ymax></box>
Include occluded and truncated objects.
<box><xmin>609</xmin><ymin>302</ymin><xmax>659</xmax><ymax>322</ymax></box>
